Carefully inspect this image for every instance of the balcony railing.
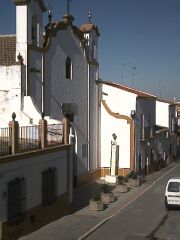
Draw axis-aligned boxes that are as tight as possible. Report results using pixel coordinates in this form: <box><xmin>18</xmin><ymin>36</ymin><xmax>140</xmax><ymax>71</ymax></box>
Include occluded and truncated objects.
<box><xmin>19</xmin><ymin>125</ymin><xmax>40</xmax><ymax>152</ymax></box>
<box><xmin>0</xmin><ymin>117</ymin><xmax>68</xmax><ymax>157</ymax></box>
<box><xmin>0</xmin><ymin>128</ymin><xmax>10</xmax><ymax>156</ymax></box>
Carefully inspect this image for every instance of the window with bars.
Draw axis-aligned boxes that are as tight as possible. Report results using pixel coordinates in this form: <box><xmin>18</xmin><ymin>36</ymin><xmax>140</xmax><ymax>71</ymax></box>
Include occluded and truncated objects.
<box><xmin>7</xmin><ymin>178</ymin><xmax>26</xmax><ymax>220</ymax></box>
<box><xmin>42</xmin><ymin>168</ymin><xmax>57</xmax><ymax>206</ymax></box>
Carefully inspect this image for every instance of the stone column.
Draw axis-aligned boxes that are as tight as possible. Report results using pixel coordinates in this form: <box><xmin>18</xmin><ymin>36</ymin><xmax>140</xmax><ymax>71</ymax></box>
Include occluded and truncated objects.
<box><xmin>110</xmin><ymin>133</ymin><xmax>118</xmax><ymax>176</ymax></box>
<box><xmin>39</xmin><ymin>119</ymin><xmax>47</xmax><ymax>148</ymax></box>
<box><xmin>9</xmin><ymin>119</ymin><xmax>19</xmax><ymax>154</ymax></box>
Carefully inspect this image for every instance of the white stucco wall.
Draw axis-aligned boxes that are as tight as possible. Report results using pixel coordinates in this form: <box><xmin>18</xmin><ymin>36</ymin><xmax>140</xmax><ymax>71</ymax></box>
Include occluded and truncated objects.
<box><xmin>44</xmin><ymin>26</ymin><xmax>97</xmax><ymax>176</ymax></box>
<box><xmin>102</xmin><ymin>85</ymin><xmax>136</xmax><ymax>115</ymax></box>
<box><xmin>101</xmin><ymin>105</ymin><xmax>130</xmax><ymax>168</ymax></box>
<box><xmin>0</xmin><ymin>147</ymin><xmax>73</xmax><ymax>222</ymax></box>
<box><xmin>156</xmin><ymin>101</ymin><xmax>169</xmax><ymax>127</ymax></box>
<box><xmin>101</xmin><ymin>84</ymin><xmax>136</xmax><ymax>169</ymax></box>
<box><xmin>0</xmin><ymin>66</ymin><xmax>22</xmax><ymax>127</ymax></box>
<box><xmin>16</xmin><ymin>5</ymin><xmax>28</xmax><ymax>63</ymax></box>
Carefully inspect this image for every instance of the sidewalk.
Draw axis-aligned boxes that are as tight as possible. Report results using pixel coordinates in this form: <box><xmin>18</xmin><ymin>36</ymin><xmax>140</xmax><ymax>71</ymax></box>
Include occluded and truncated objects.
<box><xmin>20</xmin><ymin>161</ymin><xmax>179</xmax><ymax>240</ymax></box>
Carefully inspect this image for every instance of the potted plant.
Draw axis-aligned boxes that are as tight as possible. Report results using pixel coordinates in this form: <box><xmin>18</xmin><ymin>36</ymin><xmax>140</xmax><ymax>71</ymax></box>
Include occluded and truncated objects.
<box><xmin>129</xmin><ymin>171</ymin><xmax>142</xmax><ymax>187</ymax></box>
<box><xmin>89</xmin><ymin>192</ymin><xmax>104</xmax><ymax>211</ymax></box>
<box><xmin>101</xmin><ymin>183</ymin><xmax>114</xmax><ymax>203</ymax></box>
<box><xmin>116</xmin><ymin>176</ymin><xmax>128</xmax><ymax>193</ymax></box>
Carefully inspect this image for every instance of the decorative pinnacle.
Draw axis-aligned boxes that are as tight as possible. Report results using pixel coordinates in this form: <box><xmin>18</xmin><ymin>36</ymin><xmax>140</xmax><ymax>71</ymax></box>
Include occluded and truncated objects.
<box><xmin>12</xmin><ymin>112</ymin><xmax>16</xmax><ymax>121</ymax></box>
<box><xmin>17</xmin><ymin>52</ymin><xmax>23</xmax><ymax>64</ymax></box>
<box><xmin>88</xmin><ymin>9</ymin><xmax>92</xmax><ymax>23</ymax></box>
<box><xmin>48</xmin><ymin>9</ymin><xmax>52</xmax><ymax>24</ymax></box>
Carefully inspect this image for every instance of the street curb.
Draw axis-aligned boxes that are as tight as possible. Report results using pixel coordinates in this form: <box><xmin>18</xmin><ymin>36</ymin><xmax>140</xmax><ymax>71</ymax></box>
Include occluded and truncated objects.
<box><xmin>78</xmin><ymin>164</ymin><xmax>179</xmax><ymax>240</ymax></box>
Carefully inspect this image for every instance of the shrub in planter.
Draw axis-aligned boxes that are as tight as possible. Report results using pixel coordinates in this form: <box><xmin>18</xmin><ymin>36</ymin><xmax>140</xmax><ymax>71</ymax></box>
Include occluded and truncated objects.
<box><xmin>89</xmin><ymin>192</ymin><xmax>104</xmax><ymax>211</ymax></box>
<box><xmin>116</xmin><ymin>176</ymin><xmax>128</xmax><ymax>193</ymax></box>
<box><xmin>128</xmin><ymin>171</ymin><xmax>142</xmax><ymax>187</ymax></box>
<box><xmin>101</xmin><ymin>183</ymin><xmax>114</xmax><ymax>203</ymax></box>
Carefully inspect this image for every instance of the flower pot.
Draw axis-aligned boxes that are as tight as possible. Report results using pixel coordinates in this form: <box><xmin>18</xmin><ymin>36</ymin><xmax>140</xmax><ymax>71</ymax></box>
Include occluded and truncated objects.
<box><xmin>130</xmin><ymin>178</ymin><xmax>141</xmax><ymax>187</ymax></box>
<box><xmin>116</xmin><ymin>184</ymin><xmax>128</xmax><ymax>193</ymax></box>
<box><xmin>89</xmin><ymin>199</ymin><xmax>104</xmax><ymax>211</ymax></box>
<box><xmin>101</xmin><ymin>192</ymin><xmax>115</xmax><ymax>203</ymax></box>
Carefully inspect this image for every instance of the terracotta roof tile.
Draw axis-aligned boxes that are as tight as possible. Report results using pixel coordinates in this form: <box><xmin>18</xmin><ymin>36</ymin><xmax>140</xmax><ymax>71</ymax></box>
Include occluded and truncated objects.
<box><xmin>0</xmin><ymin>35</ymin><xmax>16</xmax><ymax>66</ymax></box>
<box><xmin>80</xmin><ymin>23</ymin><xmax>100</xmax><ymax>36</ymax></box>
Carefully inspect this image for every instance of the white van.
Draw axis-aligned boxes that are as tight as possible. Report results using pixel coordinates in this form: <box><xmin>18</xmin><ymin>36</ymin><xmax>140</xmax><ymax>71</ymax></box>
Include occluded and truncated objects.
<box><xmin>165</xmin><ymin>178</ymin><xmax>180</xmax><ymax>210</ymax></box>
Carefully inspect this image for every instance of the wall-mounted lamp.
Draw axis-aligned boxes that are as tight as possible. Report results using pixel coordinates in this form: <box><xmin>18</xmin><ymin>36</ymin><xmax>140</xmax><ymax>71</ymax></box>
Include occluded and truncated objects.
<box><xmin>131</xmin><ymin>110</ymin><xmax>136</xmax><ymax>119</ymax></box>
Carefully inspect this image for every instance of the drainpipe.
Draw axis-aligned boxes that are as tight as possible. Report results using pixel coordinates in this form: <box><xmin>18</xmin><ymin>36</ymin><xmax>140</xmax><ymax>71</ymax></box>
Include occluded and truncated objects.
<box><xmin>87</xmin><ymin>64</ymin><xmax>90</xmax><ymax>171</ymax></box>
<box><xmin>41</xmin><ymin>53</ymin><xmax>44</xmax><ymax>115</ymax></box>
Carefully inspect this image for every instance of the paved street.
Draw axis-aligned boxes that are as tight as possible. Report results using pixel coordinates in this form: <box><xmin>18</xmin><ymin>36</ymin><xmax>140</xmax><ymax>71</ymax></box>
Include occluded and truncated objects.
<box><xmin>19</xmin><ymin>161</ymin><xmax>180</xmax><ymax>240</ymax></box>
<box><xmin>85</xmin><ymin>163</ymin><xmax>180</xmax><ymax>240</ymax></box>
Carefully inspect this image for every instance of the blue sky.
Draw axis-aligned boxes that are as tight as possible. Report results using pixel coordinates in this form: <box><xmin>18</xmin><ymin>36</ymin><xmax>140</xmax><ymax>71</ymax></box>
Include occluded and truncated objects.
<box><xmin>1</xmin><ymin>0</ymin><xmax>180</xmax><ymax>101</ymax></box>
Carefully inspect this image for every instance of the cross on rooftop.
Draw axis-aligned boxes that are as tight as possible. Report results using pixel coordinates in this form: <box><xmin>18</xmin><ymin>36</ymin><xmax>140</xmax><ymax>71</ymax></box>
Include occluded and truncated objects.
<box><xmin>67</xmin><ymin>0</ymin><xmax>72</xmax><ymax>15</ymax></box>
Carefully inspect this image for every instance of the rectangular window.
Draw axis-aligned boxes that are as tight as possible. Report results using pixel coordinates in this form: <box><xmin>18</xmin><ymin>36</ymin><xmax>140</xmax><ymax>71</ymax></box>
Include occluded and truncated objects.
<box><xmin>7</xmin><ymin>178</ymin><xmax>26</xmax><ymax>220</ymax></box>
<box><xmin>42</xmin><ymin>168</ymin><xmax>57</xmax><ymax>206</ymax></box>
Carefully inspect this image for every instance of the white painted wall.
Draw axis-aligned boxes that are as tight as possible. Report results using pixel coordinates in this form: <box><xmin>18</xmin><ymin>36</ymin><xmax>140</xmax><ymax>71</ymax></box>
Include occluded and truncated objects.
<box><xmin>101</xmin><ymin>84</ymin><xmax>136</xmax><ymax>169</ymax></box>
<box><xmin>16</xmin><ymin>5</ymin><xmax>28</xmax><ymax>64</ymax></box>
<box><xmin>0</xmin><ymin>65</ymin><xmax>22</xmax><ymax>127</ymax></box>
<box><xmin>0</xmin><ymin>147</ymin><xmax>73</xmax><ymax>222</ymax></box>
<box><xmin>101</xmin><ymin>105</ymin><xmax>130</xmax><ymax>168</ymax></box>
<box><xmin>156</xmin><ymin>101</ymin><xmax>169</xmax><ymax>127</ymax></box>
<box><xmin>44</xmin><ymin>26</ymin><xmax>98</xmax><ymax>175</ymax></box>
<box><xmin>102</xmin><ymin>85</ymin><xmax>136</xmax><ymax>115</ymax></box>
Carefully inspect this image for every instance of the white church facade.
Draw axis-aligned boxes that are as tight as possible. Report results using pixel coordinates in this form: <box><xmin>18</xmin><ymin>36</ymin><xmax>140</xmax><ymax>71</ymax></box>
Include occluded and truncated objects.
<box><xmin>0</xmin><ymin>0</ymin><xmax>101</xmax><ymax>187</ymax></box>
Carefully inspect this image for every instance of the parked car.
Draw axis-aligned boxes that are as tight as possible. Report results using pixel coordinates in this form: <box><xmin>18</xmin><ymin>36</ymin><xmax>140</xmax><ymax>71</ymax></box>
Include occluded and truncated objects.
<box><xmin>165</xmin><ymin>178</ymin><xmax>180</xmax><ymax>210</ymax></box>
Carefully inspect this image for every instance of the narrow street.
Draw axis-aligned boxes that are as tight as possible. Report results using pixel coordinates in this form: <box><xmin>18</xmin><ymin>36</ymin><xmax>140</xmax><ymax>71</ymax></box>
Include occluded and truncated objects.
<box><xmin>85</xmin><ymin>163</ymin><xmax>180</xmax><ymax>240</ymax></box>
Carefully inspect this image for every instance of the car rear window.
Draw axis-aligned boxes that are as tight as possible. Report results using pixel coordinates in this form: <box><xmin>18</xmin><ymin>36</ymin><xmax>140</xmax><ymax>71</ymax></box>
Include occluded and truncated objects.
<box><xmin>168</xmin><ymin>182</ymin><xmax>180</xmax><ymax>192</ymax></box>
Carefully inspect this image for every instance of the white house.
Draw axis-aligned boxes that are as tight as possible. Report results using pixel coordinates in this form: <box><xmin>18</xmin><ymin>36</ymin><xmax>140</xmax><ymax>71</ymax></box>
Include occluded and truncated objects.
<box><xmin>100</xmin><ymin>80</ymin><xmax>157</xmax><ymax>176</ymax></box>
<box><xmin>156</xmin><ymin>98</ymin><xmax>177</xmax><ymax>162</ymax></box>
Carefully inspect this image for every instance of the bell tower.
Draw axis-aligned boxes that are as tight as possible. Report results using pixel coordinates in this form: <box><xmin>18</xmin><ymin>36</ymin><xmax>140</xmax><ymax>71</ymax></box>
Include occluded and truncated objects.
<box><xmin>80</xmin><ymin>10</ymin><xmax>100</xmax><ymax>63</ymax></box>
<box><xmin>13</xmin><ymin>0</ymin><xmax>47</xmax><ymax>64</ymax></box>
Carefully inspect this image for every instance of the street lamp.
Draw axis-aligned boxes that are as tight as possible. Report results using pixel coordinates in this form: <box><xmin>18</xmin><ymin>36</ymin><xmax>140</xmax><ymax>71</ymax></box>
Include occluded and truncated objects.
<box><xmin>121</xmin><ymin>63</ymin><xmax>126</xmax><ymax>84</ymax></box>
<box><xmin>131</xmin><ymin>66</ymin><xmax>136</xmax><ymax>87</ymax></box>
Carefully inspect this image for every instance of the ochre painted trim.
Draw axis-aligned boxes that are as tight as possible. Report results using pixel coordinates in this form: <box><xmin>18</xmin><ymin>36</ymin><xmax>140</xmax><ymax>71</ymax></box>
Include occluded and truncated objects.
<box><xmin>101</xmin><ymin>168</ymin><xmax>110</xmax><ymax>178</ymax></box>
<box><xmin>102</xmin><ymin>100</ymin><xmax>135</xmax><ymax>171</ymax></box>
<box><xmin>102</xmin><ymin>100</ymin><xmax>131</xmax><ymax>124</ymax></box>
<box><xmin>101</xmin><ymin>168</ymin><xmax>131</xmax><ymax>178</ymax></box>
<box><xmin>0</xmin><ymin>144</ymin><xmax>73</xmax><ymax>164</ymax></box>
<box><xmin>77</xmin><ymin>168</ymin><xmax>101</xmax><ymax>187</ymax></box>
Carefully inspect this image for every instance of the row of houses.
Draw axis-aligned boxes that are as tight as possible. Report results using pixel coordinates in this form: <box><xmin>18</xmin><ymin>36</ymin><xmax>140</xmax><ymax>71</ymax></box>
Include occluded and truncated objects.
<box><xmin>0</xmin><ymin>0</ymin><xmax>180</xmax><ymax>239</ymax></box>
<box><xmin>100</xmin><ymin>80</ymin><xmax>179</xmax><ymax>178</ymax></box>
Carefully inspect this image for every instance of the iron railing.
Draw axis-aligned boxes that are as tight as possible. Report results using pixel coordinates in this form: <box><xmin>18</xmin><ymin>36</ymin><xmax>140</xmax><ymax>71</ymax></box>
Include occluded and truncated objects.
<box><xmin>19</xmin><ymin>125</ymin><xmax>40</xmax><ymax>152</ymax></box>
<box><xmin>0</xmin><ymin>127</ymin><xmax>10</xmax><ymax>156</ymax></box>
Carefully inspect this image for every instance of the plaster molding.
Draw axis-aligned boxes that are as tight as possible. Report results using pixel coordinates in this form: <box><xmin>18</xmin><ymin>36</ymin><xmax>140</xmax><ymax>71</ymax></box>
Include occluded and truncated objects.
<box><xmin>102</xmin><ymin>100</ymin><xmax>132</xmax><ymax>124</ymax></box>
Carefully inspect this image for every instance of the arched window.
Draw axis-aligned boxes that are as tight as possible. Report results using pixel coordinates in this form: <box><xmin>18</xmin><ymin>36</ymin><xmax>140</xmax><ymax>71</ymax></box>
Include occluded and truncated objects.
<box><xmin>32</xmin><ymin>15</ymin><xmax>40</xmax><ymax>46</ymax></box>
<box><xmin>66</xmin><ymin>57</ymin><xmax>72</xmax><ymax>79</ymax></box>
